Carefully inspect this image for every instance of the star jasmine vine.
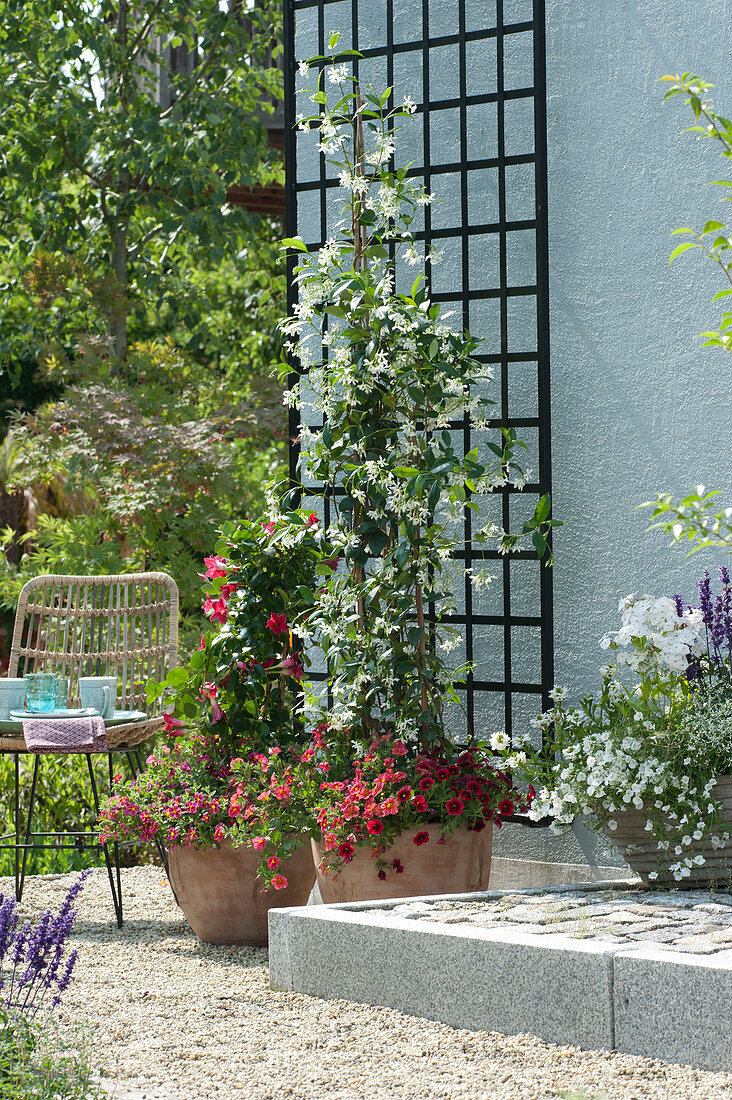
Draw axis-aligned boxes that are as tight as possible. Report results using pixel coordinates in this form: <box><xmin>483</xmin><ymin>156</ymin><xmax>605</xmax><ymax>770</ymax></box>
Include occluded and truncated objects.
<box><xmin>279</xmin><ymin>34</ymin><xmax>557</xmax><ymax>753</ymax></box>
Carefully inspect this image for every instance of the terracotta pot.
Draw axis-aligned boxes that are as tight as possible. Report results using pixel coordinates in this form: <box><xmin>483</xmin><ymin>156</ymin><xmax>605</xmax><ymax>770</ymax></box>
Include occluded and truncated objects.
<box><xmin>603</xmin><ymin>774</ymin><xmax>732</xmax><ymax>888</ymax></box>
<box><xmin>312</xmin><ymin>824</ymin><xmax>492</xmax><ymax>903</ymax></box>
<box><xmin>167</xmin><ymin>839</ymin><xmax>315</xmax><ymax>945</ymax></box>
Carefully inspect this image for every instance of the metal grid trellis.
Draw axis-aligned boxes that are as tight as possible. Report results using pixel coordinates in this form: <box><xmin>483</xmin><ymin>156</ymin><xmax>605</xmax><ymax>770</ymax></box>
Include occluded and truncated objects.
<box><xmin>283</xmin><ymin>0</ymin><xmax>553</xmax><ymax>742</ymax></box>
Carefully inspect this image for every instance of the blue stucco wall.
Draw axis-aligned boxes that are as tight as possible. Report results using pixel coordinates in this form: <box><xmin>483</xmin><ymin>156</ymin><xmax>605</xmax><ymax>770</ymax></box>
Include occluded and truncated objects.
<box><xmin>547</xmin><ymin>0</ymin><xmax>732</xmax><ymax>694</ymax></box>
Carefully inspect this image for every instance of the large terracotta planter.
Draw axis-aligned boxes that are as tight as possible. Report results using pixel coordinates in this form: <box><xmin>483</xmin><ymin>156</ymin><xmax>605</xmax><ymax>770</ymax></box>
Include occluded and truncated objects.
<box><xmin>603</xmin><ymin>775</ymin><xmax>732</xmax><ymax>888</ymax></box>
<box><xmin>168</xmin><ymin>839</ymin><xmax>315</xmax><ymax>945</ymax></box>
<box><xmin>312</xmin><ymin>824</ymin><xmax>492</xmax><ymax>903</ymax></box>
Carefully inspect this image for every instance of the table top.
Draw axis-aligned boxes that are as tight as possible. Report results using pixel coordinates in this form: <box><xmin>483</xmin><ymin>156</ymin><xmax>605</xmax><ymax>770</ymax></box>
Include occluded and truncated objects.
<box><xmin>0</xmin><ymin>709</ymin><xmax>149</xmax><ymax>734</ymax></box>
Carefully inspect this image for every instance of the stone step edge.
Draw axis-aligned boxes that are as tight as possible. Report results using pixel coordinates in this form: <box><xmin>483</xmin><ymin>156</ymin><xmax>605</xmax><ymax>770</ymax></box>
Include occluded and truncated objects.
<box><xmin>268</xmin><ymin>886</ymin><xmax>732</xmax><ymax>1073</ymax></box>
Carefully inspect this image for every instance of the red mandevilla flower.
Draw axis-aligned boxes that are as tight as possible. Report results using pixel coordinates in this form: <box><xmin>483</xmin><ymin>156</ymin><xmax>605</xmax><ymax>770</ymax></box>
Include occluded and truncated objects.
<box><xmin>266</xmin><ymin>612</ymin><xmax>289</xmax><ymax>636</ymax></box>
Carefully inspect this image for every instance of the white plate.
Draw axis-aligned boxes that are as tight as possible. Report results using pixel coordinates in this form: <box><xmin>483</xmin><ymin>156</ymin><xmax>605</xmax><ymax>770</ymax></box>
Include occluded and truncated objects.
<box><xmin>106</xmin><ymin>710</ymin><xmax>148</xmax><ymax>725</ymax></box>
<box><xmin>10</xmin><ymin>708</ymin><xmax>98</xmax><ymax>720</ymax></box>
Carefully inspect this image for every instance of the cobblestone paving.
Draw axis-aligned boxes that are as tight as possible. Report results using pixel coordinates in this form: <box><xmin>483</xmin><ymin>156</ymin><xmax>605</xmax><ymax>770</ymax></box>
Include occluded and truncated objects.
<box><xmin>388</xmin><ymin>884</ymin><xmax>732</xmax><ymax>954</ymax></box>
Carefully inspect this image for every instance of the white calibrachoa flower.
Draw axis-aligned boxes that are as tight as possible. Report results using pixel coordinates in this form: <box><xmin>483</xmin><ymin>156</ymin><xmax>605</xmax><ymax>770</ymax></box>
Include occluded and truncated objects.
<box><xmin>490</xmin><ymin>731</ymin><xmax>510</xmax><ymax>752</ymax></box>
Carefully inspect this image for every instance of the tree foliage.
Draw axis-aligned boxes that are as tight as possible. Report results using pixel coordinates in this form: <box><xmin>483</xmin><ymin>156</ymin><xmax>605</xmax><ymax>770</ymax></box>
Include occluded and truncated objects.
<box><xmin>0</xmin><ymin>0</ymin><xmax>282</xmax><ymax>363</ymax></box>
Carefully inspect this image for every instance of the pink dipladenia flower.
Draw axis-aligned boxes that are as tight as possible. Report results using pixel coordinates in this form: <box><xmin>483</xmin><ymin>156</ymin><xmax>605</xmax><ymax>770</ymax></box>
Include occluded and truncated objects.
<box><xmin>203</xmin><ymin>555</ymin><xmax>229</xmax><ymax>579</ymax></box>
<box><xmin>203</xmin><ymin>596</ymin><xmax>228</xmax><ymax>624</ymax></box>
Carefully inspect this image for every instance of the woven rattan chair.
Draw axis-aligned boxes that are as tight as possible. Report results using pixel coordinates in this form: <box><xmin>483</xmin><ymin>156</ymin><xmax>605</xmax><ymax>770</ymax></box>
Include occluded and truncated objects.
<box><xmin>1</xmin><ymin>572</ymin><xmax>179</xmax><ymax>924</ymax></box>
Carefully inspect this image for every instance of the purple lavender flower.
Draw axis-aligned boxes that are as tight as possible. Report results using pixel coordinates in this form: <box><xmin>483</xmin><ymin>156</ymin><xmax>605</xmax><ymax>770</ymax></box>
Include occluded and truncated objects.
<box><xmin>0</xmin><ymin>872</ymin><xmax>89</xmax><ymax>1015</ymax></box>
<box><xmin>673</xmin><ymin>593</ymin><xmax>685</xmax><ymax>617</ymax></box>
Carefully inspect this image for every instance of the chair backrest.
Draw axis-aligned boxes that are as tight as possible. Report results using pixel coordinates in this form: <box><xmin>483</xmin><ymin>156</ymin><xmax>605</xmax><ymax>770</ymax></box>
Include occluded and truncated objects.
<box><xmin>8</xmin><ymin>573</ymin><xmax>179</xmax><ymax>714</ymax></box>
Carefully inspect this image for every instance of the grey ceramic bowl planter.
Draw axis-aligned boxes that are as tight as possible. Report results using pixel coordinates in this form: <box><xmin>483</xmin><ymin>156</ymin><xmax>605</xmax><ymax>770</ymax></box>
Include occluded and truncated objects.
<box><xmin>603</xmin><ymin>775</ymin><xmax>732</xmax><ymax>888</ymax></box>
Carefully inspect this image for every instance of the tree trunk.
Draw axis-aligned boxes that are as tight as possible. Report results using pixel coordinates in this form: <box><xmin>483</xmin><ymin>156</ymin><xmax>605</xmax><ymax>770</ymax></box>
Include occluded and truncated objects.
<box><xmin>111</xmin><ymin>215</ymin><xmax>128</xmax><ymax>362</ymax></box>
<box><xmin>111</xmin><ymin>0</ymin><xmax>130</xmax><ymax>364</ymax></box>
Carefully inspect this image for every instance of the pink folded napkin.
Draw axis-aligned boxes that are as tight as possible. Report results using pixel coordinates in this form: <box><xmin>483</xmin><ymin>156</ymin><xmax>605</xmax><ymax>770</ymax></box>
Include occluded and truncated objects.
<box><xmin>22</xmin><ymin>715</ymin><xmax>108</xmax><ymax>754</ymax></box>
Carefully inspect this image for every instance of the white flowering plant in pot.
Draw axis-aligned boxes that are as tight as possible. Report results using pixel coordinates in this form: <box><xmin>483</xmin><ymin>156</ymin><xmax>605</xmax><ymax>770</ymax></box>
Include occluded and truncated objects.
<box><xmin>278</xmin><ymin>36</ymin><xmax>557</xmax><ymax>877</ymax></box>
<box><xmin>506</xmin><ymin>585</ymin><xmax>732</xmax><ymax>884</ymax></box>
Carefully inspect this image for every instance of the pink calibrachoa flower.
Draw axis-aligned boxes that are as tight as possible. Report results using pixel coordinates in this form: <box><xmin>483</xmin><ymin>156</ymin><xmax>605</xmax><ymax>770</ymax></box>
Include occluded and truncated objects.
<box><xmin>271</xmin><ymin>874</ymin><xmax>288</xmax><ymax>890</ymax></box>
<box><xmin>266</xmin><ymin>612</ymin><xmax>289</xmax><ymax>636</ymax></box>
<box><xmin>203</xmin><ymin>555</ymin><xmax>229</xmax><ymax>579</ymax></box>
<box><xmin>252</xmin><ymin>836</ymin><xmax>267</xmax><ymax>851</ymax></box>
<box><xmin>267</xmin><ymin>855</ymin><xmax>280</xmax><ymax>870</ymax></box>
<box><xmin>214</xmin><ymin>824</ymin><xmax>226</xmax><ymax>843</ymax></box>
<box><xmin>412</xmin><ymin>795</ymin><xmax>428</xmax><ymax>812</ymax></box>
<box><xmin>366</xmin><ymin>819</ymin><xmax>384</xmax><ymax>835</ymax></box>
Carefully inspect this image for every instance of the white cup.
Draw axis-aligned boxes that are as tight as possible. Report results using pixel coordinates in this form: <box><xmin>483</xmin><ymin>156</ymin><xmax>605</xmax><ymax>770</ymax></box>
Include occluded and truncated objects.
<box><xmin>78</xmin><ymin>676</ymin><xmax>117</xmax><ymax>718</ymax></box>
<box><xmin>0</xmin><ymin>678</ymin><xmax>26</xmax><ymax>720</ymax></box>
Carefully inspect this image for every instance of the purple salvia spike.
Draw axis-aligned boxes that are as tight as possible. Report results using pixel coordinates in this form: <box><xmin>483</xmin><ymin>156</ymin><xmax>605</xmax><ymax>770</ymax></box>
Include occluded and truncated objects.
<box><xmin>673</xmin><ymin>594</ymin><xmax>685</xmax><ymax>617</ymax></box>
<box><xmin>698</xmin><ymin>571</ymin><xmax>714</xmax><ymax>627</ymax></box>
<box><xmin>712</xmin><ymin>595</ymin><xmax>726</xmax><ymax>652</ymax></box>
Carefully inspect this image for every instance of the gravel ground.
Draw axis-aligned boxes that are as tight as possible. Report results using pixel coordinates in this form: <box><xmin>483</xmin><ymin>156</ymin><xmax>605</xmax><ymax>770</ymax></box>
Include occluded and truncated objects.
<box><xmin>4</xmin><ymin>865</ymin><xmax>732</xmax><ymax>1100</ymax></box>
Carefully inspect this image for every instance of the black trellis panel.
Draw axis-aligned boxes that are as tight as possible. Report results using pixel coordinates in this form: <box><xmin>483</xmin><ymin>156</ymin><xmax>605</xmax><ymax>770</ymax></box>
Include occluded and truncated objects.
<box><xmin>283</xmin><ymin>0</ymin><xmax>553</xmax><ymax>743</ymax></box>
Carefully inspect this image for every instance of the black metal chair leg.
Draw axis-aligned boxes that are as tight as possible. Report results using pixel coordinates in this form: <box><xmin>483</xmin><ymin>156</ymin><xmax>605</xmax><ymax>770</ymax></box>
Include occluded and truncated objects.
<box><xmin>85</xmin><ymin>754</ymin><xmax>123</xmax><ymax>928</ymax></box>
<box><xmin>18</xmin><ymin>755</ymin><xmax>40</xmax><ymax>903</ymax></box>
<box><xmin>131</xmin><ymin>749</ymin><xmax>176</xmax><ymax>903</ymax></box>
<box><xmin>13</xmin><ymin>754</ymin><xmax>20</xmax><ymax>901</ymax></box>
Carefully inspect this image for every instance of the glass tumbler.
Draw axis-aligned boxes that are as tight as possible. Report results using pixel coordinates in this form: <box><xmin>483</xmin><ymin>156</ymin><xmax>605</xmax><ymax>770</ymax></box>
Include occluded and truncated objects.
<box><xmin>54</xmin><ymin>676</ymin><xmax>69</xmax><ymax>709</ymax></box>
<box><xmin>25</xmin><ymin>673</ymin><xmax>58</xmax><ymax>713</ymax></box>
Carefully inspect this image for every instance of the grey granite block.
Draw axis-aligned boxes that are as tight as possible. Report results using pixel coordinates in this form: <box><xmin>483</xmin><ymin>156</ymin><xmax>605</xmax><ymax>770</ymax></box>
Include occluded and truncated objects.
<box><xmin>269</xmin><ymin>906</ymin><xmax>616</xmax><ymax>1050</ymax></box>
<box><xmin>613</xmin><ymin>947</ymin><xmax>732</xmax><ymax>1071</ymax></box>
